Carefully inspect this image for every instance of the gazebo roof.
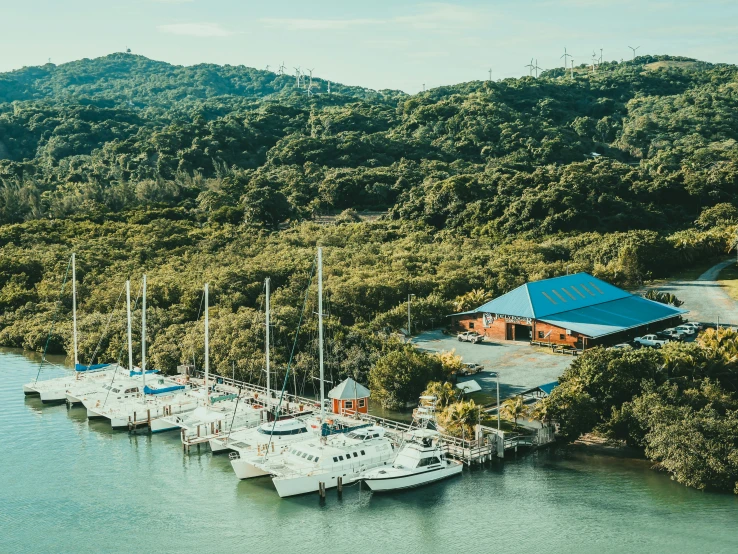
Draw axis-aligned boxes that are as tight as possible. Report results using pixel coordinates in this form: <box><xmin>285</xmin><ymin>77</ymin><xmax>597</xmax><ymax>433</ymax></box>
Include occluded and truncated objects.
<box><xmin>328</xmin><ymin>377</ymin><xmax>371</xmax><ymax>400</ymax></box>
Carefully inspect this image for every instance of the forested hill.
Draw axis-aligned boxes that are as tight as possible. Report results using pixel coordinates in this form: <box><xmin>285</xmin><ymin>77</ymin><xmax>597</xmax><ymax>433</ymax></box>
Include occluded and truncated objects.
<box><xmin>1</xmin><ymin>54</ymin><xmax>737</xmax><ymax>236</ymax></box>
<box><xmin>0</xmin><ymin>53</ymin><xmax>403</xmax><ymax>108</ymax></box>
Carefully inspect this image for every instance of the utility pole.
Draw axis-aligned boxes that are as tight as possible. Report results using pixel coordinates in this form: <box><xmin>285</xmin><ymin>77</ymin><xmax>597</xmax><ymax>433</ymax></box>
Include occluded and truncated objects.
<box><xmin>496</xmin><ymin>372</ymin><xmax>500</xmax><ymax>431</ymax></box>
<box><xmin>407</xmin><ymin>293</ymin><xmax>416</xmax><ymax>339</ymax></box>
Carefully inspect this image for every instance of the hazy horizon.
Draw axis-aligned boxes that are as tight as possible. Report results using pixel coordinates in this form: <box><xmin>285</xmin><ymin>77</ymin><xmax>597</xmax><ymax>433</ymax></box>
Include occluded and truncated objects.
<box><xmin>3</xmin><ymin>0</ymin><xmax>738</xmax><ymax>93</ymax></box>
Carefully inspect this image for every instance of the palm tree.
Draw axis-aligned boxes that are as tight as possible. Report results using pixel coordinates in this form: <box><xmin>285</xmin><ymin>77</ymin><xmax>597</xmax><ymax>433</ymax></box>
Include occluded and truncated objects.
<box><xmin>529</xmin><ymin>401</ymin><xmax>549</xmax><ymax>428</ymax></box>
<box><xmin>422</xmin><ymin>381</ymin><xmax>458</xmax><ymax>408</ymax></box>
<box><xmin>500</xmin><ymin>396</ymin><xmax>530</xmax><ymax>430</ymax></box>
<box><xmin>441</xmin><ymin>400</ymin><xmax>479</xmax><ymax>439</ymax></box>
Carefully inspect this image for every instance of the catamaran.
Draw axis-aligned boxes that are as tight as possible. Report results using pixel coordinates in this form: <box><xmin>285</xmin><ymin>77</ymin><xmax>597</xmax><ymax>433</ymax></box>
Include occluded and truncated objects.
<box><xmin>86</xmin><ymin>275</ymin><xmax>204</xmax><ymax>430</ymax></box>
<box><xmin>22</xmin><ymin>253</ymin><xmax>117</xmax><ymax>402</ymax></box>
<box><xmin>228</xmin><ymin>417</ymin><xmax>320</xmax><ymax>479</ymax></box>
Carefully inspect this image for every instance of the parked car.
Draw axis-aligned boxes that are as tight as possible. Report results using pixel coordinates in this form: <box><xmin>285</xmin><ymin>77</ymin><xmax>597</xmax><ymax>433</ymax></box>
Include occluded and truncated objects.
<box><xmin>459</xmin><ymin>362</ymin><xmax>483</xmax><ymax>375</ymax></box>
<box><xmin>683</xmin><ymin>322</ymin><xmax>703</xmax><ymax>331</ymax></box>
<box><xmin>675</xmin><ymin>324</ymin><xmax>696</xmax><ymax>336</ymax></box>
<box><xmin>457</xmin><ymin>331</ymin><xmax>484</xmax><ymax>344</ymax></box>
<box><xmin>634</xmin><ymin>334</ymin><xmax>669</xmax><ymax>348</ymax></box>
<box><xmin>657</xmin><ymin>329</ymin><xmax>684</xmax><ymax>341</ymax></box>
<box><xmin>607</xmin><ymin>343</ymin><xmax>633</xmax><ymax>350</ymax></box>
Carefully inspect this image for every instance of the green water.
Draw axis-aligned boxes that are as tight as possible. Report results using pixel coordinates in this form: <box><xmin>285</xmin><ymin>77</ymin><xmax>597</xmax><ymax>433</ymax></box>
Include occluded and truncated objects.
<box><xmin>2</xmin><ymin>349</ymin><xmax>736</xmax><ymax>554</ymax></box>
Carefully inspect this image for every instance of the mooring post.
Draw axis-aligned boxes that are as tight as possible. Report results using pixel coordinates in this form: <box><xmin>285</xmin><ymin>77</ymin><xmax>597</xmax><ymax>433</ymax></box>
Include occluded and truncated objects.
<box><xmin>337</xmin><ymin>477</ymin><xmax>343</xmax><ymax>495</ymax></box>
<box><xmin>319</xmin><ymin>482</ymin><xmax>326</xmax><ymax>499</ymax></box>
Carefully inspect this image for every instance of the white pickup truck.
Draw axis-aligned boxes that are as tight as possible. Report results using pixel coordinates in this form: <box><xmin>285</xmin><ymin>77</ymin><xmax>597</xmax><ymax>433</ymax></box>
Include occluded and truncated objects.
<box><xmin>634</xmin><ymin>334</ymin><xmax>669</xmax><ymax>348</ymax></box>
<box><xmin>457</xmin><ymin>331</ymin><xmax>484</xmax><ymax>344</ymax></box>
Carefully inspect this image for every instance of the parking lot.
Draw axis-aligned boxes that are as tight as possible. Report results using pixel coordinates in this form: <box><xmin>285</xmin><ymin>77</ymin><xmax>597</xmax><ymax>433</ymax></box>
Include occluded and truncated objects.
<box><xmin>412</xmin><ymin>330</ymin><xmax>572</xmax><ymax>404</ymax></box>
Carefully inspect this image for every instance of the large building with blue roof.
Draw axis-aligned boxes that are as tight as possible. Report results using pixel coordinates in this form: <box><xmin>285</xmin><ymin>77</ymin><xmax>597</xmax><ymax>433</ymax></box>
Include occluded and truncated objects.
<box><xmin>452</xmin><ymin>273</ymin><xmax>687</xmax><ymax>349</ymax></box>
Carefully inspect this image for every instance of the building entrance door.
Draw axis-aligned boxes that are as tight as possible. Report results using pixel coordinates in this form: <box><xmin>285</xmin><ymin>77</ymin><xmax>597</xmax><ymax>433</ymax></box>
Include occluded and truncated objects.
<box><xmin>513</xmin><ymin>324</ymin><xmax>532</xmax><ymax>341</ymax></box>
<box><xmin>505</xmin><ymin>324</ymin><xmax>513</xmax><ymax>341</ymax></box>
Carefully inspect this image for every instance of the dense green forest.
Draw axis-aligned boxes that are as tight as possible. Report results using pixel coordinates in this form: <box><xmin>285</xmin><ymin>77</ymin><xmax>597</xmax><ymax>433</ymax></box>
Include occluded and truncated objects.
<box><xmin>2</xmin><ymin>53</ymin><xmax>738</xmax><ymax>492</ymax></box>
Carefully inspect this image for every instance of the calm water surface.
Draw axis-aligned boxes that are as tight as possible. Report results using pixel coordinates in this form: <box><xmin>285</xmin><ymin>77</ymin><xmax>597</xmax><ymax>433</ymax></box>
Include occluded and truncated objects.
<box><xmin>1</xmin><ymin>349</ymin><xmax>736</xmax><ymax>554</ymax></box>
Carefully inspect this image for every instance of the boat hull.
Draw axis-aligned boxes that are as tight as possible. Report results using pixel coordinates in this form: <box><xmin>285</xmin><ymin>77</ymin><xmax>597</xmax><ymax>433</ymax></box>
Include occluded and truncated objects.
<box><xmin>23</xmin><ymin>385</ymin><xmax>39</xmax><ymax>396</ymax></box>
<box><xmin>209</xmin><ymin>438</ymin><xmax>233</xmax><ymax>454</ymax></box>
<box><xmin>149</xmin><ymin>418</ymin><xmax>180</xmax><ymax>433</ymax></box>
<box><xmin>363</xmin><ymin>463</ymin><xmax>463</xmax><ymax>492</ymax></box>
<box><xmin>40</xmin><ymin>388</ymin><xmax>69</xmax><ymax>403</ymax></box>
<box><xmin>231</xmin><ymin>458</ymin><xmax>271</xmax><ymax>480</ymax></box>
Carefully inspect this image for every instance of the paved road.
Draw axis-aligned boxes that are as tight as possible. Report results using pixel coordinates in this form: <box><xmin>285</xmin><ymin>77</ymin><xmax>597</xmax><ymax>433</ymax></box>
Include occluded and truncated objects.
<box><xmin>656</xmin><ymin>259</ymin><xmax>738</xmax><ymax>326</ymax></box>
<box><xmin>412</xmin><ymin>330</ymin><xmax>571</xmax><ymax>401</ymax></box>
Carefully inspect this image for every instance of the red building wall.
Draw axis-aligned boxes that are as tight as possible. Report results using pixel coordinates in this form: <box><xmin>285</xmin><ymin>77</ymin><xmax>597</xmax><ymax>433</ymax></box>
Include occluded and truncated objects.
<box><xmin>453</xmin><ymin>314</ymin><xmax>584</xmax><ymax>347</ymax></box>
<box><xmin>331</xmin><ymin>397</ymin><xmax>369</xmax><ymax>415</ymax></box>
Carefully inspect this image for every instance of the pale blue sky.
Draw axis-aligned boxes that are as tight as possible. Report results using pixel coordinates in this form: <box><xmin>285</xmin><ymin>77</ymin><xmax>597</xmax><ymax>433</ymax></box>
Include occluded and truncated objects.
<box><xmin>2</xmin><ymin>0</ymin><xmax>737</xmax><ymax>92</ymax></box>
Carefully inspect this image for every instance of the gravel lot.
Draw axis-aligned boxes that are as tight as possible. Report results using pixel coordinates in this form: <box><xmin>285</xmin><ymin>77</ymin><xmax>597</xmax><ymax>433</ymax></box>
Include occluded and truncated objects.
<box><xmin>412</xmin><ymin>330</ymin><xmax>572</xmax><ymax>403</ymax></box>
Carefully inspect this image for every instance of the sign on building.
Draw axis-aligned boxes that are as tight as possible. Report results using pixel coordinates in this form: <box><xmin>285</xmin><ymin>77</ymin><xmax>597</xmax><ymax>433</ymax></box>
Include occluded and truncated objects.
<box><xmin>483</xmin><ymin>313</ymin><xmax>532</xmax><ymax>327</ymax></box>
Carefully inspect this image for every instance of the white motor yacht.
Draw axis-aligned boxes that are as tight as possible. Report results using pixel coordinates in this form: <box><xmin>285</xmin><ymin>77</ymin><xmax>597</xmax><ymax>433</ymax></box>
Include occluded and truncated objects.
<box><xmin>361</xmin><ymin>429</ymin><xmax>462</xmax><ymax>491</ymax></box>
<box><xmin>251</xmin><ymin>425</ymin><xmax>395</xmax><ymax>497</ymax></box>
<box><xmin>228</xmin><ymin>417</ymin><xmax>320</xmax><ymax>479</ymax></box>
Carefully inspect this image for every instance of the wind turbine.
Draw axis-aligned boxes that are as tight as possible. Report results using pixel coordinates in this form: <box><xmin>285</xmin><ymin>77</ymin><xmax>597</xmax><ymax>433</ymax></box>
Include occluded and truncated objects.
<box><xmin>534</xmin><ymin>59</ymin><xmax>542</xmax><ymax>78</ymax></box>
<box><xmin>307</xmin><ymin>68</ymin><xmax>314</xmax><ymax>89</ymax></box>
<box><xmin>599</xmin><ymin>48</ymin><xmax>604</xmax><ymax>65</ymax></box>
<box><xmin>628</xmin><ymin>45</ymin><xmax>640</xmax><ymax>61</ymax></box>
<box><xmin>327</xmin><ymin>80</ymin><xmax>331</xmax><ymax>94</ymax></box>
<box><xmin>561</xmin><ymin>48</ymin><xmax>573</xmax><ymax>78</ymax></box>
<box><xmin>488</xmin><ymin>68</ymin><xmax>493</xmax><ymax>81</ymax></box>
<box><xmin>266</xmin><ymin>64</ymin><xmax>271</xmax><ymax>72</ymax></box>
<box><xmin>591</xmin><ymin>51</ymin><xmax>598</xmax><ymax>74</ymax></box>
<box><xmin>525</xmin><ymin>58</ymin><xmax>535</xmax><ymax>76</ymax></box>
<box><xmin>294</xmin><ymin>67</ymin><xmax>301</xmax><ymax>87</ymax></box>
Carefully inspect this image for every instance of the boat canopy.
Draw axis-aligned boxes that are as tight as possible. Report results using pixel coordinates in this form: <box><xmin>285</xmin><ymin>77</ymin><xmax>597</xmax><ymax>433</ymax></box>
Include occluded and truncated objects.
<box><xmin>144</xmin><ymin>384</ymin><xmax>185</xmax><ymax>395</ymax></box>
<box><xmin>75</xmin><ymin>363</ymin><xmax>111</xmax><ymax>372</ymax></box>
<box><xmin>129</xmin><ymin>369</ymin><xmax>159</xmax><ymax>377</ymax></box>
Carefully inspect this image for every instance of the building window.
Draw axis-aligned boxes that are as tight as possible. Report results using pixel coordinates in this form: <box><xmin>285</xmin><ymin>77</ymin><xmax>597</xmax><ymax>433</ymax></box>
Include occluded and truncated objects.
<box><xmin>538</xmin><ymin>331</ymin><xmax>544</xmax><ymax>339</ymax></box>
<box><xmin>344</xmin><ymin>400</ymin><xmax>353</xmax><ymax>410</ymax></box>
<box><xmin>358</xmin><ymin>398</ymin><xmax>366</xmax><ymax>408</ymax></box>
<box><xmin>469</xmin><ymin>322</ymin><xmax>475</xmax><ymax>329</ymax></box>
<box><xmin>559</xmin><ymin>334</ymin><xmax>565</xmax><ymax>340</ymax></box>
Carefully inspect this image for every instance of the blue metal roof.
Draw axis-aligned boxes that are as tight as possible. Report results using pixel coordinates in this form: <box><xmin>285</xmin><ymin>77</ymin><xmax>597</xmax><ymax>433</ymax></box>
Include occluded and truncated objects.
<box><xmin>539</xmin><ymin>295</ymin><xmax>687</xmax><ymax>338</ymax></box>
<box><xmin>471</xmin><ymin>273</ymin><xmax>631</xmax><ymax>319</ymax></box>
<box><xmin>456</xmin><ymin>272</ymin><xmax>687</xmax><ymax>338</ymax></box>
<box><xmin>538</xmin><ymin>382</ymin><xmax>559</xmax><ymax>395</ymax></box>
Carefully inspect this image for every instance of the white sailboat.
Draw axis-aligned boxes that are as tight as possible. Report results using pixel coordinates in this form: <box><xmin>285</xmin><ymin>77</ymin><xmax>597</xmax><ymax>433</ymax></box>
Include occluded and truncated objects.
<box><xmin>87</xmin><ymin>275</ymin><xmax>198</xmax><ymax>430</ymax></box>
<box><xmin>153</xmin><ymin>283</ymin><xmax>267</xmax><ymax>434</ymax></box>
<box><xmin>23</xmin><ymin>253</ymin><xmax>117</xmax><ymax>402</ymax></box>
<box><xmin>249</xmin><ymin>248</ymin><xmax>396</xmax><ymax>497</ymax></box>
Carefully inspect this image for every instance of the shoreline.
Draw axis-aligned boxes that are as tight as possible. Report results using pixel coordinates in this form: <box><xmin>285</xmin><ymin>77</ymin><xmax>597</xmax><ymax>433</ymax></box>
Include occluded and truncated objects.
<box><xmin>567</xmin><ymin>433</ymin><xmax>645</xmax><ymax>459</ymax></box>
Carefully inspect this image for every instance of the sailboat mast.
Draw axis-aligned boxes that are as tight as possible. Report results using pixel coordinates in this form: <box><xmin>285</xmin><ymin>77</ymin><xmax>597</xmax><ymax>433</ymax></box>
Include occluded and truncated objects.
<box><xmin>142</xmin><ymin>275</ymin><xmax>147</xmax><ymax>391</ymax></box>
<box><xmin>126</xmin><ymin>280</ymin><xmax>133</xmax><ymax>372</ymax></box>
<box><xmin>265</xmin><ymin>277</ymin><xmax>271</xmax><ymax>410</ymax></box>
<box><xmin>72</xmin><ymin>253</ymin><xmax>78</xmax><ymax>366</ymax></box>
<box><xmin>204</xmin><ymin>283</ymin><xmax>209</xmax><ymax>403</ymax></box>
<box><xmin>318</xmin><ymin>248</ymin><xmax>325</xmax><ymax>419</ymax></box>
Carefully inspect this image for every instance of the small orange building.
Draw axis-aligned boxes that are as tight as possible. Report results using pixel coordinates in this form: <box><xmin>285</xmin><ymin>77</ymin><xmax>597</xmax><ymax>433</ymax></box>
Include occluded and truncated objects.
<box><xmin>328</xmin><ymin>378</ymin><xmax>370</xmax><ymax>415</ymax></box>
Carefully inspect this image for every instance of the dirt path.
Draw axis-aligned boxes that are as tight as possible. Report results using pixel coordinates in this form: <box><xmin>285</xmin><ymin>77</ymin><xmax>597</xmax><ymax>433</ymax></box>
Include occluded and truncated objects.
<box><xmin>658</xmin><ymin>259</ymin><xmax>738</xmax><ymax>325</ymax></box>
